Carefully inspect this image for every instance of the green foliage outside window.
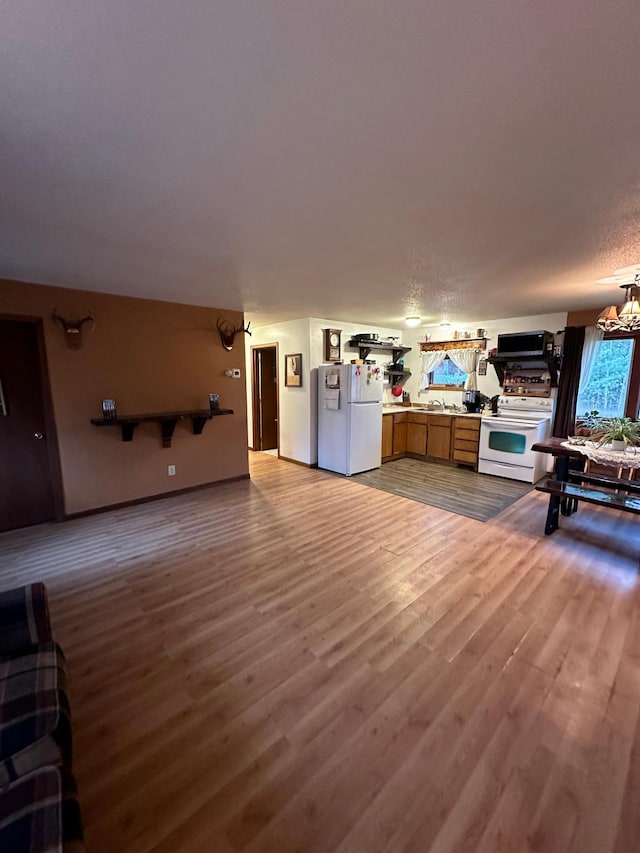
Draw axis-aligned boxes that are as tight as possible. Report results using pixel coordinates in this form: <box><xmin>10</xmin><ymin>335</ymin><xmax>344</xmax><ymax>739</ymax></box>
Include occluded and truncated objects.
<box><xmin>577</xmin><ymin>338</ymin><xmax>634</xmax><ymax>418</ymax></box>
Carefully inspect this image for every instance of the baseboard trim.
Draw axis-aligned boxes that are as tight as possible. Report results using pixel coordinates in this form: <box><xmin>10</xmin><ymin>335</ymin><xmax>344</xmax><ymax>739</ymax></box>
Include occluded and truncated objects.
<box><xmin>65</xmin><ymin>474</ymin><xmax>251</xmax><ymax>520</ymax></box>
<box><xmin>278</xmin><ymin>454</ymin><xmax>318</xmax><ymax>469</ymax></box>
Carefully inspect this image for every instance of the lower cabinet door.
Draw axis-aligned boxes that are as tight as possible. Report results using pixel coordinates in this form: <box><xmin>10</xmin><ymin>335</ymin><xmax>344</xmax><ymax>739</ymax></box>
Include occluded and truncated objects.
<box><xmin>393</xmin><ymin>422</ymin><xmax>407</xmax><ymax>455</ymax></box>
<box><xmin>407</xmin><ymin>422</ymin><xmax>427</xmax><ymax>456</ymax></box>
<box><xmin>382</xmin><ymin>415</ymin><xmax>394</xmax><ymax>459</ymax></box>
<box><xmin>427</xmin><ymin>423</ymin><xmax>452</xmax><ymax>459</ymax></box>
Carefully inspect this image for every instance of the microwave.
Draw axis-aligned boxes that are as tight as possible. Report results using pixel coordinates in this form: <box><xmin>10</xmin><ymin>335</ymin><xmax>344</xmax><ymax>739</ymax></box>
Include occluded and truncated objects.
<box><xmin>496</xmin><ymin>331</ymin><xmax>554</xmax><ymax>358</ymax></box>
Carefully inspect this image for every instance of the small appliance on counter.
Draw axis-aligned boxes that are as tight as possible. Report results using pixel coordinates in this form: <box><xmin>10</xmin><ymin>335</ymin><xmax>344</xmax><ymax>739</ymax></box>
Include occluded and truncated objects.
<box><xmin>462</xmin><ymin>390</ymin><xmax>482</xmax><ymax>413</ymax></box>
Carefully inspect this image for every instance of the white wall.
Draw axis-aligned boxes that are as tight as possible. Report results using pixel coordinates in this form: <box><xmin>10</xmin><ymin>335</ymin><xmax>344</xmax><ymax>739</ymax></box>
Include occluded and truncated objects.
<box><xmin>246</xmin><ymin>316</ymin><xmax>404</xmax><ymax>464</ymax></box>
<box><xmin>247</xmin><ymin>311</ymin><xmax>568</xmax><ymax>465</ymax></box>
<box><xmin>244</xmin><ymin>317</ymin><xmax>311</xmax><ymax>463</ymax></box>
<box><xmin>309</xmin><ymin>318</ymin><xmax>405</xmax><ymax>462</ymax></box>
<box><xmin>402</xmin><ymin>312</ymin><xmax>568</xmax><ymax>405</ymax></box>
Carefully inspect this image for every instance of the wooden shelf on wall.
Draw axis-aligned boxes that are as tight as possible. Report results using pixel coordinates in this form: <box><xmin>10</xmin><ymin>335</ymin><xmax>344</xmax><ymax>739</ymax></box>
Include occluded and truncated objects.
<box><xmin>91</xmin><ymin>408</ymin><xmax>234</xmax><ymax>447</ymax></box>
<box><xmin>487</xmin><ymin>355</ymin><xmax>561</xmax><ymax>388</ymax></box>
<box><xmin>346</xmin><ymin>339</ymin><xmax>411</xmax><ymax>361</ymax></box>
<box><xmin>419</xmin><ymin>338</ymin><xmax>487</xmax><ymax>352</ymax></box>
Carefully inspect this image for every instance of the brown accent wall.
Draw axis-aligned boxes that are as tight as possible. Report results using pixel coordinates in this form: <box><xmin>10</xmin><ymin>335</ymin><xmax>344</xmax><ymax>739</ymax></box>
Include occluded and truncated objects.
<box><xmin>0</xmin><ymin>279</ymin><xmax>249</xmax><ymax>514</ymax></box>
<box><xmin>567</xmin><ymin>309</ymin><xmax>600</xmax><ymax>326</ymax></box>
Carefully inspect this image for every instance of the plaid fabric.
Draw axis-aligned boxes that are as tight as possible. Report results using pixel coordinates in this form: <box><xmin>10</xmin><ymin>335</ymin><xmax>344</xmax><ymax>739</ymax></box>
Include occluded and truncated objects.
<box><xmin>0</xmin><ymin>644</ymin><xmax>72</xmax><ymax>786</ymax></box>
<box><xmin>0</xmin><ymin>766</ymin><xmax>84</xmax><ymax>853</ymax></box>
<box><xmin>0</xmin><ymin>584</ymin><xmax>52</xmax><ymax>655</ymax></box>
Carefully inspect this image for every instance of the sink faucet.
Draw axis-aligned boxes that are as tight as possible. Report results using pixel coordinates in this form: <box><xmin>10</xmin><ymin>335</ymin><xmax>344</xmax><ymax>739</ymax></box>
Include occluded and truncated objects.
<box><xmin>437</xmin><ymin>399</ymin><xmax>446</xmax><ymax>411</ymax></box>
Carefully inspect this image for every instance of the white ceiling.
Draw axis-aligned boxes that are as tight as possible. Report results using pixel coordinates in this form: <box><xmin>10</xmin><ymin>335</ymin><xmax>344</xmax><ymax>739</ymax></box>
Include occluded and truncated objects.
<box><xmin>2</xmin><ymin>1</ymin><xmax>640</xmax><ymax>327</ymax></box>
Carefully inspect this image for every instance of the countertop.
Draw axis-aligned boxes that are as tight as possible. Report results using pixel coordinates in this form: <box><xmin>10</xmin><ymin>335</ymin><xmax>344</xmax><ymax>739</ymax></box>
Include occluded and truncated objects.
<box><xmin>382</xmin><ymin>405</ymin><xmax>483</xmax><ymax>418</ymax></box>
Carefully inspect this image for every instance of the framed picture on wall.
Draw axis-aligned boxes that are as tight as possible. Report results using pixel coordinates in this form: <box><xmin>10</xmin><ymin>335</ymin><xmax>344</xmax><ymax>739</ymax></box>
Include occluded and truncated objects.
<box><xmin>478</xmin><ymin>358</ymin><xmax>487</xmax><ymax>376</ymax></box>
<box><xmin>285</xmin><ymin>353</ymin><xmax>302</xmax><ymax>387</ymax></box>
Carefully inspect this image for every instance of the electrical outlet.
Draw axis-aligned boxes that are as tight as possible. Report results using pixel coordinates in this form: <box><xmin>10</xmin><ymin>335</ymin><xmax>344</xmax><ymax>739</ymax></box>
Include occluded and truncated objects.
<box><xmin>167</xmin><ymin>465</ymin><xmax>176</xmax><ymax>476</ymax></box>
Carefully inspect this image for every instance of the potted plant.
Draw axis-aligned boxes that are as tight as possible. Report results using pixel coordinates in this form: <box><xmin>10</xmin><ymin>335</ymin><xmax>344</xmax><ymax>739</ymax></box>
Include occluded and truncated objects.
<box><xmin>575</xmin><ymin>409</ymin><xmax>601</xmax><ymax>436</ymax></box>
<box><xmin>592</xmin><ymin>417</ymin><xmax>640</xmax><ymax>451</ymax></box>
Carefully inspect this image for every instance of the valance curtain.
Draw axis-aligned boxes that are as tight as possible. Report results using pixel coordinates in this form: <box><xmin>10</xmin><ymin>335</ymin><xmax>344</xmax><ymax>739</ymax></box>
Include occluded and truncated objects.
<box><xmin>420</xmin><ymin>350</ymin><xmax>447</xmax><ymax>385</ymax></box>
<box><xmin>446</xmin><ymin>349</ymin><xmax>479</xmax><ymax>390</ymax></box>
<box><xmin>553</xmin><ymin>325</ymin><xmax>585</xmax><ymax>438</ymax></box>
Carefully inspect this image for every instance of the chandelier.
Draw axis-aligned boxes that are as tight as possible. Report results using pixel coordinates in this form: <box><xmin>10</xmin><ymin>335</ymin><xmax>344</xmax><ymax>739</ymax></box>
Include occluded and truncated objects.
<box><xmin>597</xmin><ymin>274</ymin><xmax>640</xmax><ymax>332</ymax></box>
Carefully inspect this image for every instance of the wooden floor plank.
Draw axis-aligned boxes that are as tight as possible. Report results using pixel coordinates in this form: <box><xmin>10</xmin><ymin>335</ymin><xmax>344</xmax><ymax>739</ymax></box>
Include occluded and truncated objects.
<box><xmin>1</xmin><ymin>451</ymin><xmax>639</xmax><ymax>852</ymax></box>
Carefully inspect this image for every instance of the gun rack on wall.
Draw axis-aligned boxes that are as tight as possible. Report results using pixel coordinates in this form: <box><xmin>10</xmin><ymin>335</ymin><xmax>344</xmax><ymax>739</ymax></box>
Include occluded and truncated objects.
<box><xmin>90</xmin><ymin>408</ymin><xmax>234</xmax><ymax>447</ymax></box>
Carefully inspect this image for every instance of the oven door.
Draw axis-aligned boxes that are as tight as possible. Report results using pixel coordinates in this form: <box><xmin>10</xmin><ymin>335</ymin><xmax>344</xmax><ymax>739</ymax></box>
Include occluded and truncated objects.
<box><xmin>479</xmin><ymin>418</ymin><xmax>542</xmax><ymax>468</ymax></box>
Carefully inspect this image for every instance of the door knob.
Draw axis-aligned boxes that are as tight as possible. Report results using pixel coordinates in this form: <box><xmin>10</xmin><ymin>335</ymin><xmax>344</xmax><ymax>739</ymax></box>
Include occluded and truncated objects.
<box><xmin>33</xmin><ymin>432</ymin><xmax>45</xmax><ymax>440</ymax></box>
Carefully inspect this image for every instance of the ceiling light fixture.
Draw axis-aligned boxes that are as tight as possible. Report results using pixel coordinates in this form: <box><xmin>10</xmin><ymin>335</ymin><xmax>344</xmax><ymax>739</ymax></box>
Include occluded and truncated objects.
<box><xmin>597</xmin><ymin>274</ymin><xmax>640</xmax><ymax>332</ymax></box>
<box><xmin>404</xmin><ymin>316</ymin><xmax>421</xmax><ymax>327</ymax></box>
<box><xmin>439</xmin><ymin>321</ymin><xmax>451</xmax><ymax>329</ymax></box>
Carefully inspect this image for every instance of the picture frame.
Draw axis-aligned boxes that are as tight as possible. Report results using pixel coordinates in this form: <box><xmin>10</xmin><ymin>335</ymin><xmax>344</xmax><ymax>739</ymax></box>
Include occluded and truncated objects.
<box><xmin>285</xmin><ymin>353</ymin><xmax>302</xmax><ymax>387</ymax></box>
<box><xmin>478</xmin><ymin>358</ymin><xmax>487</xmax><ymax>376</ymax></box>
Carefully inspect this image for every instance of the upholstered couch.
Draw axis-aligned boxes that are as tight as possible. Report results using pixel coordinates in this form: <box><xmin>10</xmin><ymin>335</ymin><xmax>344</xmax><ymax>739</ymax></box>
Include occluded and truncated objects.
<box><xmin>0</xmin><ymin>583</ymin><xmax>84</xmax><ymax>852</ymax></box>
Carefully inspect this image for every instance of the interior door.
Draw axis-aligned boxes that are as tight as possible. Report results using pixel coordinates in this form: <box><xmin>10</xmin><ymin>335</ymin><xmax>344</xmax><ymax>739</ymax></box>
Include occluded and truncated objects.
<box><xmin>0</xmin><ymin>319</ymin><xmax>57</xmax><ymax>531</ymax></box>
<box><xmin>252</xmin><ymin>346</ymin><xmax>278</xmax><ymax>451</ymax></box>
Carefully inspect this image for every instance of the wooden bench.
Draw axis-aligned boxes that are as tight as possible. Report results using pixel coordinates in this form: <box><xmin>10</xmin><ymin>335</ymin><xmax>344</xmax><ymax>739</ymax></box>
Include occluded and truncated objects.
<box><xmin>535</xmin><ymin>478</ymin><xmax>640</xmax><ymax>535</ymax></box>
<box><xmin>568</xmin><ymin>471</ymin><xmax>640</xmax><ymax>493</ymax></box>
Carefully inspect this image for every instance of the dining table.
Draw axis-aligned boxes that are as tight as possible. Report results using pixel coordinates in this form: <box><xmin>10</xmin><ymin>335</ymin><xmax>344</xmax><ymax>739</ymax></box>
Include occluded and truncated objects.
<box><xmin>531</xmin><ymin>436</ymin><xmax>640</xmax><ymax>533</ymax></box>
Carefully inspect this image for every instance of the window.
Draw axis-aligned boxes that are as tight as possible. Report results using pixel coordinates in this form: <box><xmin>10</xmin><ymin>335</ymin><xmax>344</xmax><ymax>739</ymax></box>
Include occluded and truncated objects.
<box><xmin>424</xmin><ymin>356</ymin><xmax>468</xmax><ymax>390</ymax></box>
<box><xmin>577</xmin><ymin>336</ymin><xmax>635</xmax><ymax>418</ymax></box>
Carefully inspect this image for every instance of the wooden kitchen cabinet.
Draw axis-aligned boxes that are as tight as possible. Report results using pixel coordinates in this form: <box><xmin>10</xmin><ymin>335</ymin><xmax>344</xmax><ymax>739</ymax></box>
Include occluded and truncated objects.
<box><xmin>382</xmin><ymin>414</ymin><xmax>394</xmax><ymax>459</ymax></box>
<box><xmin>382</xmin><ymin>410</ymin><xmax>481</xmax><ymax>468</ymax></box>
<box><xmin>452</xmin><ymin>416</ymin><xmax>480</xmax><ymax>468</ymax></box>
<box><xmin>381</xmin><ymin>412</ymin><xmax>408</xmax><ymax>461</ymax></box>
<box><xmin>427</xmin><ymin>415</ymin><xmax>452</xmax><ymax>460</ymax></box>
<box><xmin>393</xmin><ymin>413</ymin><xmax>407</xmax><ymax>455</ymax></box>
<box><xmin>406</xmin><ymin>412</ymin><xmax>428</xmax><ymax>457</ymax></box>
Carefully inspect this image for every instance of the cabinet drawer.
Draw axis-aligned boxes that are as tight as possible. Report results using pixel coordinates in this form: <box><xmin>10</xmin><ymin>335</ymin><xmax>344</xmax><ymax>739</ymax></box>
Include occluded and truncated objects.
<box><xmin>427</xmin><ymin>414</ymin><xmax>452</xmax><ymax>427</ymax></box>
<box><xmin>455</xmin><ymin>417</ymin><xmax>480</xmax><ymax>432</ymax></box>
<box><xmin>407</xmin><ymin>412</ymin><xmax>428</xmax><ymax>424</ymax></box>
<box><xmin>393</xmin><ymin>412</ymin><xmax>408</xmax><ymax>424</ymax></box>
<box><xmin>454</xmin><ymin>438</ymin><xmax>479</xmax><ymax>453</ymax></box>
<box><xmin>455</xmin><ymin>428</ymin><xmax>480</xmax><ymax>444</ymax></box>
<box><xmin>453</xmin><ymin>449</ymin><xmax>478</xmax><ymax>464</ymax></box>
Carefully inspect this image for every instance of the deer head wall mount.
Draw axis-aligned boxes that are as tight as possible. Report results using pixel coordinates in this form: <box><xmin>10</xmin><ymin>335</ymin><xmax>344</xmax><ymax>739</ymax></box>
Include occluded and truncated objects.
<box><xmin>52</xmin><ymin>308</ymin><xmax>95</xmax><ymax>350</ymax></box>
<box><xmin>217</xmin><ymin>317</ymin><xmax>251</xmax><ymax>351</ymax></box>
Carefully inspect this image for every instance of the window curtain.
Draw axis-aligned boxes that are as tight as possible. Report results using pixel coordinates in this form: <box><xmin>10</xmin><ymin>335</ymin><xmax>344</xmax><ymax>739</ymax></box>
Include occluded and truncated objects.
<box><xmin>552</xmin><ymin>326</ymin><xmax>585</xmax><ymax>438</ymax></box>
<box><xmin>578</xmin><ymin>325</ymin><xmax>604</xmax><ymax>391</ymax></box>
<box><xmin>446</xmin><ymin>349</ymin><xmax>480</xmax><ymax>390</ymax></box>
<box><xmin>420</xmin><ymin>350</ymin><xmax>447</xmax><ymax>385</ymax></box>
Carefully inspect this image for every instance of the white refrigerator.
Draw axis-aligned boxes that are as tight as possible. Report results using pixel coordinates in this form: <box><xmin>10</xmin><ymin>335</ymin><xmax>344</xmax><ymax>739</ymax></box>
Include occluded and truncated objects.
<box><xmin>318</xmin><ymin>364</ymin><xmax>383</xmax><ymax>475</ymax></box>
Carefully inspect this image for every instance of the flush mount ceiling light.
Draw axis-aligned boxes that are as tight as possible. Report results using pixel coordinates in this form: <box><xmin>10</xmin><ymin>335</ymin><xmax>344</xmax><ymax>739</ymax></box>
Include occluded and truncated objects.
<box><xmin>597</xmin><ymin>272</ymin><xmax>640</xmax><ymax>332</ymax></box>
<box><xmin>404</xmin><ymin>316</ymin><xmax>421</xmax><ymax>327</ymax></box>
<box><xmin>439</xmin><ymin>321</ymin><xmax>451</xmax><ymax>329</ymax></box>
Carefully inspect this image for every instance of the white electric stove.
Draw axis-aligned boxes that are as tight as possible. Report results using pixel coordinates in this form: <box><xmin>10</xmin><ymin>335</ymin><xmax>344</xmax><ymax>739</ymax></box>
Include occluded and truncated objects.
<box><xmin>478</xmin><ymin>396</ymin><xmax>554</xmax><ymax>483</ymax></box>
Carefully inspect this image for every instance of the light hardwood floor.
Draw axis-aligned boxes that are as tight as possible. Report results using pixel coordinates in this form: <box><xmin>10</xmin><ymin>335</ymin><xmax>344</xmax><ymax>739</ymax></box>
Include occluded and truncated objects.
<box><xmin>1</xmin><ymin>453</ymin><xmax>640</xmax><ymax>852</ymax></box>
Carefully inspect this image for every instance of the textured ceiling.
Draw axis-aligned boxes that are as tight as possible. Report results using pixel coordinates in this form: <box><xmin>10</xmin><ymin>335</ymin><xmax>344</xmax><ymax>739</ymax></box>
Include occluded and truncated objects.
<box><xmin>2</xmin><ymin>1</ymin><xmax>640</xmax><ymax>327</ymax></box>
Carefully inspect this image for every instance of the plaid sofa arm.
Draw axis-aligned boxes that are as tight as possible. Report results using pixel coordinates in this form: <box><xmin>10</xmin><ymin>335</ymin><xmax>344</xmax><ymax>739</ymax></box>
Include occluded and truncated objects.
<box><xmin>0</xmin><ymin>766</ymin><xmax>84</xmax><ymax>853</ymax></box>
<box><xmin>0</xmin><ymin>583</ymin><xmax>53</xmax><ymax>655</ymax></box>
<box><xmin>0</xmin><ymin>643</ymin><xmax>72</xmax><ymax>786</ymax></box>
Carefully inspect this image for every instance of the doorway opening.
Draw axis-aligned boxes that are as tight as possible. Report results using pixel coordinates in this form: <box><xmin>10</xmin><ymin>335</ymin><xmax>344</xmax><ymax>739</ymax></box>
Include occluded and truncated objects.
<box><xmin>0</xmin><ymin>316</ymin><xmax>64</xmax><ymax>531</ymax></box>
<box><xmin>251</xmin><ymin>344</ymin><xmax>279</xmax><ymax>454</ymax></box>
